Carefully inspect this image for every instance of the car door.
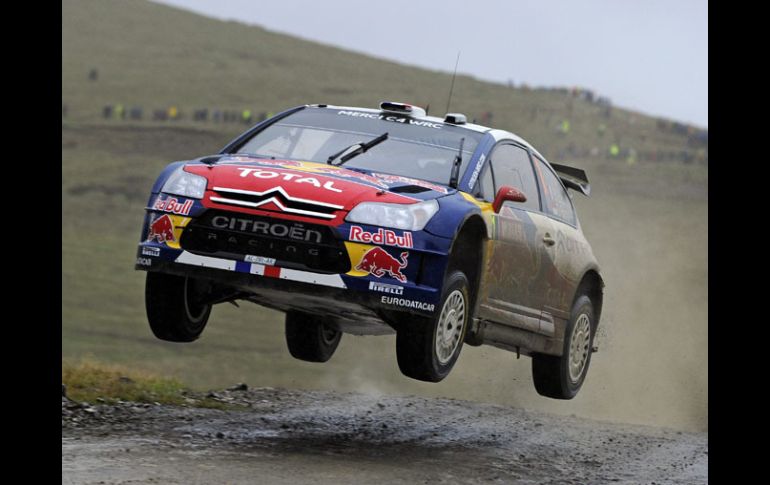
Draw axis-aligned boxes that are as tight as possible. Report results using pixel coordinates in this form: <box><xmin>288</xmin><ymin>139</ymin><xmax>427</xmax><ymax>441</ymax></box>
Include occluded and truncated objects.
<box><xmin>530</xmin><ymin>154</ymin><xmax>585</xmax><ymax>329</ymax></box>
<box><xmin>473</xmin><ymin>143</ymin><xmax>553</xmax><ymax>335</ymax></box>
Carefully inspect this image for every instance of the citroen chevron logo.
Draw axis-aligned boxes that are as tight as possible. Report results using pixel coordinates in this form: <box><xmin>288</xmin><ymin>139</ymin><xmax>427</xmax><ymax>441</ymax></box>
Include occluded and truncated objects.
<box><xmin>211</xmin><ymin>186</ymin><xmax>343</xmax><ymax>219</ymax></box>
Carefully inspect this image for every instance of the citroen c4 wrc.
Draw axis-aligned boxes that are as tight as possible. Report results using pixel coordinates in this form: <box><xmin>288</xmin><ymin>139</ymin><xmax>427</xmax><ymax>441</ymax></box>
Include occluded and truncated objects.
<box><xmin>136</xmin><ymin>102</ymin><xmax>604</xmax><ymax>399</ymax></box>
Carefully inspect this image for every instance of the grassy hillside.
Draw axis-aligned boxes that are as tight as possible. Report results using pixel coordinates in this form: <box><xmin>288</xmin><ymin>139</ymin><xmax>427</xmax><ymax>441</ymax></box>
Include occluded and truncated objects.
<box><xmin>62</xmin><ymin>0</ymin><xmax>707</xmax><ymax>432</ymax></box>
<box><xmin>62</xmin><ymin>0</ymin><xmax>705</xmax><ymax>163</ymax></box>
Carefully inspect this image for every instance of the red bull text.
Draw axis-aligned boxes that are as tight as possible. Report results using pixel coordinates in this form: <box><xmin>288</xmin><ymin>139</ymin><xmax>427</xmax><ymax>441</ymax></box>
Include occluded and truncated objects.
<box><xmin>349</xmin><ymin>226</ymin><xmax>413</xmax><ymax>248</ymax></box>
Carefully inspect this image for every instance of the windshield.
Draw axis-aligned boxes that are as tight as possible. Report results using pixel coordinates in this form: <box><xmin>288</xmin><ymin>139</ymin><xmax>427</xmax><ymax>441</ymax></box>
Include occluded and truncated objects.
<box><xmin>233</xmin><ymin>108</ymin><xmax>482</xmax><ymax>186</ymax></box>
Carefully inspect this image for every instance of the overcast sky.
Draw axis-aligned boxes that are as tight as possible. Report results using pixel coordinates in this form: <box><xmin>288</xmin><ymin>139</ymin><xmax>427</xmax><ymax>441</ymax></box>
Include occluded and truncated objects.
<box><xmin>154</xmin><ymin>0</ymin><xmax>708</xmax><ymax>128</ymax></box>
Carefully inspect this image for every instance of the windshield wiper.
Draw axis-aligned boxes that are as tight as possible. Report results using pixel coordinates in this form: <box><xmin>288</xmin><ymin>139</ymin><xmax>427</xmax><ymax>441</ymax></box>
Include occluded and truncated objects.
<box><xmin>448</xmin><ymin>137</ymin><xmax>465</xmax><ymax>189</ymax></box>
<box><xmin>327</xmin><ymin>132</ymin><xmax>389</xmax><ymax>166</ymax></box>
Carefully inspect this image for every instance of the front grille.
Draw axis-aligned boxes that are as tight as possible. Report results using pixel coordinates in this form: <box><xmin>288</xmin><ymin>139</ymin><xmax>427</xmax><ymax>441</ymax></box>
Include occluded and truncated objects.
<box><xmin>210</xmin><ymin>187</ymin><xmax>343</xmax><ymax>220</ymax></box>
<box><xmin>180</xmin><ymin>211</ymin><xmax>350</xmax><ymax>273</ymax></box>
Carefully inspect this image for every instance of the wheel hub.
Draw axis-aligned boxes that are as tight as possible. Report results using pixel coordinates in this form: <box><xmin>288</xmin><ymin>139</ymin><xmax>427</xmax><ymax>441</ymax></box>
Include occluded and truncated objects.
<box><xmin>435</xmin><ymin>290</ymin><xmax>465</xmax><ymax>365</ymax></box>
<box><xmin>320</xmin><ymin>324</ymin><xmax>339</xmax><ymax>345</ymax></box>
<box><xmin>568</xmin><ymin>314</ymin><xmax>591</xmax><ymax>383</ymax></box>
<box><xmin>184</xmin><ymin>277</ymin><xmax>209</xmax><ymax>323</ymax></box>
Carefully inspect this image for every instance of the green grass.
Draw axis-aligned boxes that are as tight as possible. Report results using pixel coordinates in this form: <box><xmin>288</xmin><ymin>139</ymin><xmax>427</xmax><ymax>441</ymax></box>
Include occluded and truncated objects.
<box><xmin>62</xmin><ymin>359</ymin><xmax>231</xmax><ymax>408</ymax></box>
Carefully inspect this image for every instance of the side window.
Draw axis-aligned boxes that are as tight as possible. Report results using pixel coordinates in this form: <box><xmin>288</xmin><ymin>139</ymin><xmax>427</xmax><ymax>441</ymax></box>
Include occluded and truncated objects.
<box><xmin>488</xmin><ymin>144</ymin><xmax>540</xmax><ymax>211</ymax></box>
<box><xmin>477</xmin><ymin>164</ymin><xmax>495</xmax><ymax>202</ymax></box>
<box><xmin>532</xmin><ymin>155</ymin><xmax>577</xmax><ymax>225</ymax></box>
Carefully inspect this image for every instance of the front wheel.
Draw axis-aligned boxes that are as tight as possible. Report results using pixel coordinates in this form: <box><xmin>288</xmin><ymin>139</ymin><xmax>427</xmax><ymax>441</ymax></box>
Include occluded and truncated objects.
<box><xmin>396</xmin><ymin>270</ymin><xmax>469</xmax><ymax>382</ymax></box>
<box><xmin>145</xmin><ymin>272</ymin><xmax>212</xmax><ymax>342</ymax></box>
<box><xmin>532</xmin><ymin>294</ymin><xmax>595</xmax><ymax>399</ymax></box>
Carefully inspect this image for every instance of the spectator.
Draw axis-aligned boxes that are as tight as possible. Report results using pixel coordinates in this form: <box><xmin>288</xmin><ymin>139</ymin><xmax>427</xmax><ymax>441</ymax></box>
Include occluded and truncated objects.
<box><xmin>609</xmin><ymin>143</ymin><xmax>620</xmax><ymax>158</ymax></box>
<box><xmin>103</xmin><ymin>105</ymin><xmax>113</xmax><ymax>119</ymax></box>
<box><xmin>129</xmin><ymin>106</ymin><xmax>143</xmax><ymax>120</ymax></box>
<box><xmin>696</xmin><ymin>148</ymin><xmax>706</xmax><ymax>164</ymax></box>
<box><xmin>194</xmin><ymin>109</ymin><xmax>208</xmax><ymax>122</ymax></box>
<box><xmin>626</xmin><ymin>148</ymin><xmax>637</xmax><ymax>165</ymax></box>
<box><xmin>115</xmin><ymin>104</ymin><xmax>125</xmax><ymax>120</ymax></box>
<box><xmin>89</xmin><ymin>68</ymin><xmax>98</xmax><ymax>81</ymax></box>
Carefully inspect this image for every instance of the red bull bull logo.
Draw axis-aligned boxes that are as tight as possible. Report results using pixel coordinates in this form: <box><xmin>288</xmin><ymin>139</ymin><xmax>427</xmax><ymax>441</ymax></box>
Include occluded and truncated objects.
<box><xmin>307</xmin><ymin>165</ymin><xmax>388</xmax><ymax>188</ymax></box>
<box><xmin>372</xmin><ymin>172</ymin><xmax>448</xmax><ymax>194</ymax></box>
<box><xmin>241</xmin><ymin>159</ymin><xmax>389</xmax><ymax>188</ymax></box>
<box><xmin>355</xmin><ymin>247</ymin><xmax>409</xmax><ymax>283</ymax></box>
<box><xmin>256</xmin><ymin>159</ymin><xmax>304</xmax><ymax>168</ymax></box>
<box><xmin>147</xmin><ymin>214</ymin><xmax>176</xmax><ymax>243</ymax></box>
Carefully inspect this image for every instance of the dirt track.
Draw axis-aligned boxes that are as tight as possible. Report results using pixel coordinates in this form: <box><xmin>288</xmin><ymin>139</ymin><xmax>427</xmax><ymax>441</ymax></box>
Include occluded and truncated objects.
<box><xmin>62</xmin><ymin>387</ymin><xmax>707</xmax><ymax>484</ymax></box>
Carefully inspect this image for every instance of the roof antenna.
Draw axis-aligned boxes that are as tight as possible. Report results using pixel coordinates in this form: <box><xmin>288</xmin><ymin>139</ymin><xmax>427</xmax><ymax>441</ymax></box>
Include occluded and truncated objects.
<box><xmin>445</xmin><ymin>51</ymin><xmax>461</xmax><ymax>114</ymax></box>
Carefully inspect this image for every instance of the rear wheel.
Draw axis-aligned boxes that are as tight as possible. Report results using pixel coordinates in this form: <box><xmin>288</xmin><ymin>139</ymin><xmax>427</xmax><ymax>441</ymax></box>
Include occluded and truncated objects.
<box><xmin>396</xmin><ymin>271</ymin><xmax>469</xmax><ymax>382</ymax></box>
<box><xmin>532</xmin><ymin>294</ymin><xmax>595</xmax><ymax>399</ymax></box>
<box><xmin>145</xmin><ymin>272</ymin><xmax>212</xmax><ymax>342</ymax></box>
<box><xmin>285</xmin><ymin>312</ymin><xmax>342</xmax><ymax>362</ymax></box>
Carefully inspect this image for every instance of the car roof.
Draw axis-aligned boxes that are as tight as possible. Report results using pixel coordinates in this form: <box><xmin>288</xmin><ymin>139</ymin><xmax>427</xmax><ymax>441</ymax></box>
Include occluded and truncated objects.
<box><xmin>309</xmin><ymin>104</ymin><xmax>546</xmax><ymax>160</ymax></box>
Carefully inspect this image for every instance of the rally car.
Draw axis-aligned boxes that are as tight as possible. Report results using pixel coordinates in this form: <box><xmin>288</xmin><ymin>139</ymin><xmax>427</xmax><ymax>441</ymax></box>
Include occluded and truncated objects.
<box><xmin>136</xmin><ymin>102</ymin><xmax>604</xmax><ymax>399</ymax></box>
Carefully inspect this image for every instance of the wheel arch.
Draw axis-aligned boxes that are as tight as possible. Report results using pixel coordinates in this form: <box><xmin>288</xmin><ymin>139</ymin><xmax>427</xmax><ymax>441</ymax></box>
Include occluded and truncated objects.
<box><xmin>574</xmin><ymin>269</ymin><xmax>604</xmax><ymax>327</ymax></box>
<box><xmin>446</xmin><ymin>213</ymin><xmax>488</xmax><ymax>312</ymax></box>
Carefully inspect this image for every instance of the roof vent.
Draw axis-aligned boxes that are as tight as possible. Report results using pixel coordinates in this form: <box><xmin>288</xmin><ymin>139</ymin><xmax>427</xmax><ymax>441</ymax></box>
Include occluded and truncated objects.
<box><xmin>379</xmin><ymin>101</ymin><xmax>426</xmax><ymax>117</ymax></box>
<box><xmin>444</xmin><ymin>113</ymin><xmax>467</xmax><ymax>125</ymax></box>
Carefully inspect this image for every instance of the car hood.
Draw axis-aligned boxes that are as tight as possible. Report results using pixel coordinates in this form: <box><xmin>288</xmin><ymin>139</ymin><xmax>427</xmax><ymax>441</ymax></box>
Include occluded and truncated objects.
<box><xmin>183</xmin><ymin>156</ymin><xmax>452</xmax><ymax>223</ymax></box>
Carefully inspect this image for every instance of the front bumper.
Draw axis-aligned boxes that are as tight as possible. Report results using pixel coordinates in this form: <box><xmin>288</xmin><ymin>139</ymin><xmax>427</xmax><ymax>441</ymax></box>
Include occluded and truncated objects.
<box><xmin>137</xmin><ymin>192</ymin><xmax>452</xmax><ymax>321</ymax></box>
<box><xmin>136</xmin><ymin>242</ymin><xmax>442</xmax><ymax>320</ymax></box>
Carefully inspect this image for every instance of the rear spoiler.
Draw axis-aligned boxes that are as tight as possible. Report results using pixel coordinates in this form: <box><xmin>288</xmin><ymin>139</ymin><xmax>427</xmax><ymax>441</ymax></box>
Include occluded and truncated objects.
<box><xmin>550</xmin><ymin>162</ymin><xmax>591</xmax><ymax>196</ymax></box>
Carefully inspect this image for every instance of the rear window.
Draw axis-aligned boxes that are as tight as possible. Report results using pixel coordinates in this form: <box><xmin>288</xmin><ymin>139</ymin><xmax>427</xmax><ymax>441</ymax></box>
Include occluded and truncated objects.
<box><xmin>532</xmin><ymin>155</ymin><xmax>577</xmax><ymax>225</ymax></box>
<box><xmin>234</xmin><ymin>108</ymin><xmax>483</xmax><ymax>186</ymax></box>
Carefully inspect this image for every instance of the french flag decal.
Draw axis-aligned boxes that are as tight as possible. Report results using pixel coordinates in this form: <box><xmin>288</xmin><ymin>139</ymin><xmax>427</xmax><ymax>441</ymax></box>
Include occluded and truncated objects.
<box><xmin>176</xmin><ymin>251</ymin><xmax>346</xmax><ymax>288</ymax></box>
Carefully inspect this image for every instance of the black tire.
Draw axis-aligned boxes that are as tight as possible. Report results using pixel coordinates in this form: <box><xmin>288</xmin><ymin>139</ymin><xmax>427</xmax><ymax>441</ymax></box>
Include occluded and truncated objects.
<box><xmin>396</xmin><ymin>271</ymin><xmax>469</xmax><ymax>382</ymax></box>
<box><xmin>532</xmin><ymin>294</ymin><xmax>595</xmax><ymax>399</ymax></box>
<box><xmin>285</xmin><ymin>312</ymin><xmax>342</xmax><ymax>363</ymax></box>
<box><xmin>145</xmin><ymin>272</ymin><xmax>212</xmax><ymax>342</ymax></box>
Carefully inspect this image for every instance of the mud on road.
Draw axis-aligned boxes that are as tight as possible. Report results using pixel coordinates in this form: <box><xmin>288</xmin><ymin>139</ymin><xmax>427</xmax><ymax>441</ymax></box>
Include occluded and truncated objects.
<box><xmin>62</xmin><ymin>387</ymin><xmax>707</xmax><ymax>484</ymax></box>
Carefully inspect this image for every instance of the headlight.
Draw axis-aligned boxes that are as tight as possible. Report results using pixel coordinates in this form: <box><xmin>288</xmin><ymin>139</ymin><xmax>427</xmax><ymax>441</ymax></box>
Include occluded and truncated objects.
<box><xmin>161</xmin><ymin>167</ymin><xmax>208</xmax><ymax>199</ymax></box>
<box><xmin>346</xmin><ymin>200</ymin><xmax>439</xmax><ymax>231</ymax></box>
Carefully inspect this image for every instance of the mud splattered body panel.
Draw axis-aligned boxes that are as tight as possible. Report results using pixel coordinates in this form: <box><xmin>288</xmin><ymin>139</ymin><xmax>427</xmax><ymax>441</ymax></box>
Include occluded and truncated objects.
<box><xmin>475</xmin><ymin>205</ymin><xmax>599</xmax><ymax>354</ymax></box>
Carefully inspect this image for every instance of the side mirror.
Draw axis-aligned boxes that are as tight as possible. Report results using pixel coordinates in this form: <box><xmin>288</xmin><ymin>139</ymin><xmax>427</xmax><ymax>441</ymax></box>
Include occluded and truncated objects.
<box><xmin>492</xmin><ymin>185</ymin><xmax>527</xmax><ymax>213</ymax></box>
